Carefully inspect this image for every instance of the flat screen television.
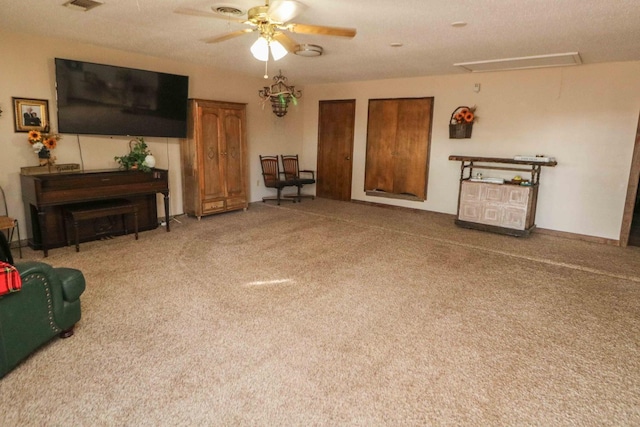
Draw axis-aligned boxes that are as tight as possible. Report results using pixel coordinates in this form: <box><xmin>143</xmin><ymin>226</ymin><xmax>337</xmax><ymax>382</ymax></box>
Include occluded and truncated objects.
<box><xmin>54</xmin><ymin>58</ymin><xmax>189</xmax><ymax>138</ymax></box>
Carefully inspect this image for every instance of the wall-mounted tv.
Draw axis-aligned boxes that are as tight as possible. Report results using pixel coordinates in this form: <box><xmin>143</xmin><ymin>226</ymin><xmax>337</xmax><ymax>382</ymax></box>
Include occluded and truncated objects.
<box><xmin>55</xmin><ymin>58</ymin><xmax>189</xmax><ymax>138</ymax></box>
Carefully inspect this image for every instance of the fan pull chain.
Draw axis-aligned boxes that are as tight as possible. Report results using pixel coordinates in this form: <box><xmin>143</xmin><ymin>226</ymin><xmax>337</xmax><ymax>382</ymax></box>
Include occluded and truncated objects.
<box><xmin>264</xmin><ymin>60</ymin><xmax>269</xmax><ymax>79</ymax></box>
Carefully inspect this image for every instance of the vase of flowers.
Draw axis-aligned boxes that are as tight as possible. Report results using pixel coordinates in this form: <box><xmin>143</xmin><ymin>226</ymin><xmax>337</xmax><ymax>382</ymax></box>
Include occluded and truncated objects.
<box><xmin>28</xmin><ymin>130</ymin><xmax>61</xmax><ymax>166</ymax></box>
<box><xmin>449</xmin><ymin>105</ymin><xmax>477</xmax><ymax>139</ymax></box>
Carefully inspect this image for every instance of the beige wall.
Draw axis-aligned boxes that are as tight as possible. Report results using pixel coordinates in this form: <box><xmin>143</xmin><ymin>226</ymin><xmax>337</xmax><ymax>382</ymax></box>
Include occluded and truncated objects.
<box><xmin>302</xmin><ymin>63</ymin><xmax>640</xmax><ymax>240</ymax></box>
<box><xmin>2</xmin><ymin>29</ymin><xmax>639</xmax><ymax>243</ymax></box>
<box><xmin>0</xmin><ymin>30</ymin><xmax>305</xmax><ymax>238</ymax></box>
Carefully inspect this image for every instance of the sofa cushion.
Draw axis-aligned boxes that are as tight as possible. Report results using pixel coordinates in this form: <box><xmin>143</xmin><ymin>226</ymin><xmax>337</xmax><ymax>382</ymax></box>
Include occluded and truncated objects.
<box><xmin>55</xmin><ymin>267</ymin><xmax>86</xmax><ymax>301</ymax></box>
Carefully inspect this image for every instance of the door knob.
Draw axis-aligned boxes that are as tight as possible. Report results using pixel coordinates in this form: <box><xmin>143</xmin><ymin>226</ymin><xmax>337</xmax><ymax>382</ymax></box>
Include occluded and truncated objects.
<box><xmin>345</xmin><ymin>156</ymin><xmax>351</xmax><ymax>160</ymax></box>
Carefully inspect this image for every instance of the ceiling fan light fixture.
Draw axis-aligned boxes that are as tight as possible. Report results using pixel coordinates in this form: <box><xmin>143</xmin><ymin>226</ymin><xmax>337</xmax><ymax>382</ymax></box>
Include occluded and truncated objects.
<box><xmin>268</xmin><ymin>1</ymin><xmax>302</xmax><ymax>23</ymax></box>
<box><xmin>270</xmin><ymin>40</ymin><xmax>288</xmax><ymax>61</ymax></box>
<box><xmin>251</xmin><ymin>36</ymin><xmax>288</xmax><ymax>62</ymax></box>
<box><xmin>251</xmin><ymin>37</ymin><xmax>270</xmax><ymax>61</ymax></box>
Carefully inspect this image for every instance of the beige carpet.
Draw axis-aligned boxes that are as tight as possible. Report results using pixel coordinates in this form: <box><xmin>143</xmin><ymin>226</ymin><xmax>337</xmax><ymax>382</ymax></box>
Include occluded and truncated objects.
<box><xmin>1</xmin><ymin>199</ymin><xmax>639</xmax><ymax>426</ymax></box>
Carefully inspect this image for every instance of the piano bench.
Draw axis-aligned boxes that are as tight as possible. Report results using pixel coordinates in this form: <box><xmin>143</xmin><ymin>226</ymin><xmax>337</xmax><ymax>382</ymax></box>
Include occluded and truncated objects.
<box><xmin>63</xmin><ymin>199</ymin><xmax>138</xmax><ymax>252</ymax></box>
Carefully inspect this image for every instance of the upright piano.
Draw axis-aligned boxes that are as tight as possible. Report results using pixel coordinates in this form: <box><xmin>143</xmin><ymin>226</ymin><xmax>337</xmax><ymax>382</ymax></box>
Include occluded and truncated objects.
<box><xmin>21</xmin><ymin>168</ymin><xmax>170</xmax><ymax>256</ymax></box>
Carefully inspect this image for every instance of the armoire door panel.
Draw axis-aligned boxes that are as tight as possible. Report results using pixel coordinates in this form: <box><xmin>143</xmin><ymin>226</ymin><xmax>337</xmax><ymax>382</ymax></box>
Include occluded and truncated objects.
<box><xmin>223</xmin><ymin>111</ymin><xmax>245</xmax><ymax>199</ymax></box>
<box><xmin>201</xmin><ymin>108</ymin><xmax>225</xmax><ymax>199</ymax></box>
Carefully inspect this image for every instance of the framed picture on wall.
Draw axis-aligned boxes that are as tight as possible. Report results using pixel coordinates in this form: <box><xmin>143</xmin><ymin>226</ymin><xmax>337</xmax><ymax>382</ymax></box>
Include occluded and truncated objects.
<box><xmin>13</xmin><ymin>97</ymin><xmax>50</xmax><ymax>132</ymax></box>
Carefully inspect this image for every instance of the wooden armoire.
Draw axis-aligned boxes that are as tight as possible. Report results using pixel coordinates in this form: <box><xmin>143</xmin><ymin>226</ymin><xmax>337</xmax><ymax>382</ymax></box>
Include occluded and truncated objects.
<box><xmin>180</xmin><ymin>99</ymin><xmax>248</xmax><ymax>219</ymax></box>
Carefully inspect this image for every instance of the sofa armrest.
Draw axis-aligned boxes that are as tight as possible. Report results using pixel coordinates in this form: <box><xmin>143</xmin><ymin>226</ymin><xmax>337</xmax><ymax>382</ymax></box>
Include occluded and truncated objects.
<box><xmin>14</xmin><ymin>261</ymin><xmax>85</xmax><ymax>331</ymax></box>
<box><xmin>55</xmin><ymin>267</ymin><xmax>86</xmax><ymax>302</ymax></box>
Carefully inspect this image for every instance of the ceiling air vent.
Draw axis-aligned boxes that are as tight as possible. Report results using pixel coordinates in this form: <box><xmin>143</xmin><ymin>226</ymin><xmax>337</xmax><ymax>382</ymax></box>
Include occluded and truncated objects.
<box><xmin>212</xmin><ymin>4</ymin><xmax>245</xmax><ymax>16</ymax></box>
<box><xmin>63</xmin><ymin>0</ymin><xmax>104</xmax><ymax>12</ymax></box>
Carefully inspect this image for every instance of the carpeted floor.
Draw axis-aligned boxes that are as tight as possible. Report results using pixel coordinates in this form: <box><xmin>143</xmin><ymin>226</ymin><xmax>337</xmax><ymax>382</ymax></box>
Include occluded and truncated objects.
<box><xmin>1</xmin><ymin>199</ymin><xmax>639</xmax><ymax>426</ymax></box>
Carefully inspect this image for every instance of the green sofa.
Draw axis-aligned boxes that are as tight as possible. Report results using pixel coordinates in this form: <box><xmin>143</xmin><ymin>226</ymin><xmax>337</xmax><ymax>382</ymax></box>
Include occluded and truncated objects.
<box><xmin>0</xmin><ymin>232</ymin><xmax>86</xmax><ymax>378</ymax></box>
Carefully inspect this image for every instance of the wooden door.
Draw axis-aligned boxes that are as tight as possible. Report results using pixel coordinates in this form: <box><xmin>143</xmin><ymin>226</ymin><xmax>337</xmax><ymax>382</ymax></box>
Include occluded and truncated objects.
<box><xmin>222</xmin><ymin>106</ymin><xmax>246</xmax><ymax>206</ymax></box>
<box><xmin>365</xmin><ymin>100</ymin><xmax>398</xmax><ymax>192</ymax></box>
<box><xmin>365</xmin><ymin>97</ymin><xmax>433</xmax><ymax>200</ymax></box>
<box><xmin>621</xmin><ymin>111</ymin><xmax>640</xmax><ymax>246</ymax></box>
<box><xmin>394</xmin><ymin>99</ymin><xmax>431</xmax><ymax>197</ymax></box>
<box><xmin>317</xmin><ymin>100</ymin><xmax>355</xmax><ymax>201</ymax></box>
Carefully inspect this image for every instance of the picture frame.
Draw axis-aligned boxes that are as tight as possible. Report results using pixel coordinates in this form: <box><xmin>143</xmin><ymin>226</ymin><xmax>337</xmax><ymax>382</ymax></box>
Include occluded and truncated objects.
<box><xmin>13</xmin><ymin>97</ymin><xmax>50</xmax><ymax>132</ymax></box>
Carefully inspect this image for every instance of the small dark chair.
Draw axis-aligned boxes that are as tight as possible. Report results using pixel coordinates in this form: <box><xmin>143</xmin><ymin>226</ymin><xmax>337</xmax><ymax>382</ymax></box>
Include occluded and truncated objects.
<box><xmin>281</xmin><ymin>154</ymin><xmax>316</xmax><ymax>202</ymax></box>
<box><xmin>0</xmin><ymin>185</ymin><xmax>21</xmax><ymax>259</ymax></box>
<box><xmin>259</xmin><ymin>155</ymin><xmax>297</xmax><ymax>205</ymax></box>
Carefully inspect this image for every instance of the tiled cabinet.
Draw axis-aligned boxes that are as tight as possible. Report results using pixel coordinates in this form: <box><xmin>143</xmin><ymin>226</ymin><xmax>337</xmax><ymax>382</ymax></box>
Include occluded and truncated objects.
<box><xmin>448</xmin><ymin>156</ymin><xmax>557</xmax><ymax>237</ymax></box>
<box><xmin>458</xmin><ymin>182</ymin><xmax>535</xmax><ymax>231</ymax></box>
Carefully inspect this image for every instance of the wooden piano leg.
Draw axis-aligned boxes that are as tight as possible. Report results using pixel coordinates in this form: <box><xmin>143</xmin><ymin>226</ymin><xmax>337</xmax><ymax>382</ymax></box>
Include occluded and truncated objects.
<box><xmin>163</xmin><ymin>192</ymin><xmax>170</xmax><ymax>232</ymax></box>
<box><xmin>37</xmin><ymin>209</ymin><xmax>49</xmax><ymax>257</ymax></box>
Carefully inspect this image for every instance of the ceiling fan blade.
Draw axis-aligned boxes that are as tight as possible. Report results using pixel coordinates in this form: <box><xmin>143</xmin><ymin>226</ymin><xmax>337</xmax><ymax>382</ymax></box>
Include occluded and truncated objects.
<box><xmin>273</xmin><ymin>32</ymin><xmax>298</xmax><ymax>53</ymax></box>
<box><xmin>268</xmin><ymin>0</ymin><xmax>307</xmax><ymax>23</ymax></box>
<box><xmin>202</xmin><ymin>29</ymin><xmax>255</xmax><ymax>44</ymax></box>
<box><xmin>174</xmin><ymin>7</ymin><xmax>245</xmax><ymax>23</ymax></box>
<box><xmin>285</xmin><ymin>23</ymin><xmax>356</xmax><ymax>38</ymax></box>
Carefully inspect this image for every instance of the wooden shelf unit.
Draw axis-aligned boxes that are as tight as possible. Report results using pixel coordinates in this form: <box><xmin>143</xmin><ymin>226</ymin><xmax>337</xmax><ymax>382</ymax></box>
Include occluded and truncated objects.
<box><xmin>448</xmin><ymin>156</ymin><xmax>557</xmax><ymax>236</ymax></box>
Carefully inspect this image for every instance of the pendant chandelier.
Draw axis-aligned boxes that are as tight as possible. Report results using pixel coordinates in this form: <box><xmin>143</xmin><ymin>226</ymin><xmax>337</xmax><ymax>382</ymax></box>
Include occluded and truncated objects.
<box><xmin>258</xmin><ymin>70</ymin><xmax>302</xmax><ymax>117</ymax></box>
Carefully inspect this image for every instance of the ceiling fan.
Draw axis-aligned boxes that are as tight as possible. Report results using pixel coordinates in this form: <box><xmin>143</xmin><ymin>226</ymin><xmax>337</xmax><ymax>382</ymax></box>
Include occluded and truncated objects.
<box><xmin>174</xmin><ymin>0</ymin><xmax>357</xmax><ymax>61</ymax></box>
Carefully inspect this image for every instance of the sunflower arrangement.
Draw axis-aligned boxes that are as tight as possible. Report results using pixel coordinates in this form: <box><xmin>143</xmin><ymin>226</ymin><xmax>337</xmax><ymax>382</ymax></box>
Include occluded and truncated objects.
<box><xmin>28</xmin><ymin>130</ymin><xmax>61</xmax><ymax>166</ymax></box>
<box><xmin>451</xmin><ymin>105</ymin><xmax>477</xmax><ymax>125</ymax></box>
<box><xmin>449</xmin><ymin>105</ymin><xmax>478</xmax><ymax>139</ymax></box>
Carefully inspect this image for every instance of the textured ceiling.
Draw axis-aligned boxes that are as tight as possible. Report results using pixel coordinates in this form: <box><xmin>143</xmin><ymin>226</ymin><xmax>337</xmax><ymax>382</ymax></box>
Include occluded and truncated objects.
<box><xmin>2</xmin><ymin>0</ymin><xmax>640</xmax><ymax>85</ymax></box>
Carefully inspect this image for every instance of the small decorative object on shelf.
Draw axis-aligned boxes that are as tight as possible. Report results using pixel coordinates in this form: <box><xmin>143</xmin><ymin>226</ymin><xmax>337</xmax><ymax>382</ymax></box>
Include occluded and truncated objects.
<box><xmin>449</xmin><ymin>105</ymin><xmax>477</xmax><ymax>139</ymax></box>
<box><xmin>28</xmin><ymin>129</ymin><xmax>61</xmax><ymax>166</ymax></box>
<box><xmin>21</xmin><ymin>163</ymin><xmax>81</xmax><ymax>176</ymax></box>
<box><xmin>114</xmin><ymin>137</ymin><xmax>156</xmax><ymax>172</ymax></box>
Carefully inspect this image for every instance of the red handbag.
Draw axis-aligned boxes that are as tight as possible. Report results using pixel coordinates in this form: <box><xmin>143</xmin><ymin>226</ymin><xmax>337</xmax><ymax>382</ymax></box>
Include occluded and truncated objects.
<box><xmin>0</xmin><ymin>261</ymin><xmax>21</xmax><ymax>296</ymax></box>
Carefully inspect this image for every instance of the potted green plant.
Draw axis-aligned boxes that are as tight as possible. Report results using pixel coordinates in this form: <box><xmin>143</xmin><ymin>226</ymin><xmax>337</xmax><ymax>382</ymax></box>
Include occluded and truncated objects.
<box><xmin>114</xmin><ymin>137</ymin><xmax>156</xmax><ymax>172</ymax></box>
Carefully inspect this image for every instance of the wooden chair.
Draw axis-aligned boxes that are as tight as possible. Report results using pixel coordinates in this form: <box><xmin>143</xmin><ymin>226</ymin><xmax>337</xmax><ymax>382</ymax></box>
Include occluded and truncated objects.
<box><xmin>281</xmin><ymin>154</ymin><xmax>316</xmax><ymax>202</ymax></box>
<box><xmin>259</xmin><ymin>155</ymin><xmax>297</xmax><ymax>205</ymax></box>
<box><xmin>0</xmin><ymin>186</ymin><xmax>21</xmax><ymax>259</ymax></box>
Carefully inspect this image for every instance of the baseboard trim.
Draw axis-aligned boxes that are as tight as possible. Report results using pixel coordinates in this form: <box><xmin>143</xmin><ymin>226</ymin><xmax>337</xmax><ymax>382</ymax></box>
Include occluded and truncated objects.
<box><xmin>533</xmin><ymin>227</ymin><xmax>620</xmax><ymax>246</ymax></box>
<box><xmin>351</xmin><ymin>199</ymin><xmax>621</xmax><ymax>246</ymax></box>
